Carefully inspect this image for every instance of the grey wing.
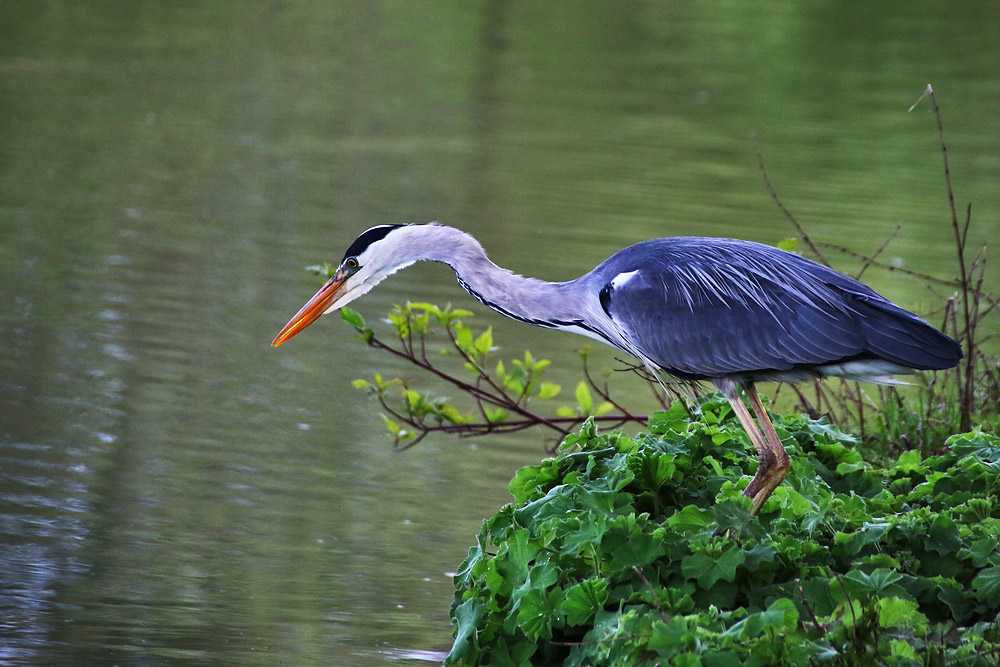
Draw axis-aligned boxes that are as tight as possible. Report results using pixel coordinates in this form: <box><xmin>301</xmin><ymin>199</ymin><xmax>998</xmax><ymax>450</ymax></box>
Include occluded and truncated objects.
<box><xmin>598</xmin><ymin>260</ymin><xmax>869</xmax><ymax>380</ymax></box>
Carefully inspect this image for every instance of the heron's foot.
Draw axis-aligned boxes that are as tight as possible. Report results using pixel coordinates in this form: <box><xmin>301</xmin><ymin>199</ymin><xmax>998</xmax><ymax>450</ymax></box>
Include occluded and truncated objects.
<box><xmin>743</xmin><ymin>450</ymin><xmax>790</xmax><ymax>515</ymax></box>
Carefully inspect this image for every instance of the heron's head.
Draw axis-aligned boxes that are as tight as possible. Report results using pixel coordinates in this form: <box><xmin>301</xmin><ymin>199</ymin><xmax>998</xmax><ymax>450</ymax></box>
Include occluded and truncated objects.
<box><xmin>271</xmin><ymin>224</ymin><xmax>414</xmax><ymax>346</ymax></box>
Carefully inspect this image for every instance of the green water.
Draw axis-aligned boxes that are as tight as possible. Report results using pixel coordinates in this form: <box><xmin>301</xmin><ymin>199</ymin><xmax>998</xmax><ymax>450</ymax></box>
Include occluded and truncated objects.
<box><xmin>1</xmin><ymin>2</ymin><xmax>997</xmax><ymax>664</ymax></box>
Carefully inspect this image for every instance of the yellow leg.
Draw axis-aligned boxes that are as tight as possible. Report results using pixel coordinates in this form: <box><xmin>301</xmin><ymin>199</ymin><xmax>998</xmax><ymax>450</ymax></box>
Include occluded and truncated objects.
<box><xmin>717</xmin><ymin>380</ymin><xmax>790</xmax><ymax>515</ymax></box>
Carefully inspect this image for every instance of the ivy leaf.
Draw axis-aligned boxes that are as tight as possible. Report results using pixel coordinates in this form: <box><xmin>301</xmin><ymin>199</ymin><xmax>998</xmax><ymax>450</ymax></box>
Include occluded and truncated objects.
<box><xmin>840</xmin><ymin>568</ymin><xmax>904</xmax><ymax>598</ymax></box>
<box><xmin>972</xmin><ymin>567</ymin><xmax>1000</xmax><ymax>606</ymax></box>
<box><xmin>927</xmin><ymin>514</ymin><xmax>963</xmax><ymax>556</ymax></box>
<box><xmin>681</xmin><ymin>545</ymin><xmax>745</xmax><ymax>589</ymax></box>
<box><xmin>947</xmin><ymin>428</ymin><xmax>1000</xmax><ymax>461</ymax></box>
<box><xmin>667</xmin><ymin>505</ymin><xmax>712</xmax><ymax>535</ymax></box>
<box><xmin>561</xmin><ymin>578</ymin><xmax>609</xmax><ymax>626</ymax></box>
<box><xmin>449</xmin><ymin>598</ymin><xmax>485</xmax><ymax>661</ymax></box>
<box><xmin>889</xmin><ymin>639</ymin><xmax>918</xmax><ymax>661</ymax></box>
<box><xmin>517</xmin><ymin>586</ymin><xmax>563</xmax><ymax>640</ymax></box>
<box><xmin>967</xmin><ymin>537</ymin><xmax>1000</xmax><ymax>567</ymax></box>
<box><xmin>724</xmin><ymin>597</ymin><xmax>798</xmax><ymax>639</ymax></box>
<box><xmin>894</xmin><ymin>449</ymin><xmax>925</xmax><ymax>475</ymax></box>
<box><xmin>878</xmin><ymin>596</ymin><xmax>928</xmax><ymax>632</ymax></box>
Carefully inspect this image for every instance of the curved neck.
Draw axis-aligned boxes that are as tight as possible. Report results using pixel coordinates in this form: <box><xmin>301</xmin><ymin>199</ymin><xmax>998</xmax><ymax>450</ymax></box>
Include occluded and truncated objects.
<box><xmin>395</xmin><ymin>224</ymin><xmax>589</xmax><ymax>327</ymax></box>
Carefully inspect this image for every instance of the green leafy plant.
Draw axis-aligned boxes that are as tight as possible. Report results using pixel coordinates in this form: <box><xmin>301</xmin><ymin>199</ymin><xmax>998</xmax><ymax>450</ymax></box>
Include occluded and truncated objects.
<box><xmin>448</xmin><ymin>406</ymin><xmax>1000</xmax><ymax>665</ymax></box>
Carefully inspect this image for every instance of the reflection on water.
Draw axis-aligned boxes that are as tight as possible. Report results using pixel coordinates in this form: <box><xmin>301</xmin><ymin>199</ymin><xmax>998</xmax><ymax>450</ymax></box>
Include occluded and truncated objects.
<box><xmin>1</xmin><ymin>1</ymin><xmax>998</xmax><ymax>664</ymax></box>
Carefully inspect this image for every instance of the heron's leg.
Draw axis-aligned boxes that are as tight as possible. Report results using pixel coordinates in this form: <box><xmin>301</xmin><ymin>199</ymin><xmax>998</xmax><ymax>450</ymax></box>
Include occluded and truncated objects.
<box><xmin>743</xmin><ymin>383</ymin><xmax>790</xmax><ymax>514</ymax></box>
<box><xmin>716</xmin><ymin>379</ymin><xmax>779</xmax><ymax>514</ymax></box>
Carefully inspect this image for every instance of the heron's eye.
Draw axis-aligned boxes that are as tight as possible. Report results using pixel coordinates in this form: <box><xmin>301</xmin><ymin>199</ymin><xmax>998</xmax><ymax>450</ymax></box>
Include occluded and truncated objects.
<box><xmin>345</xmin><ymin>257</ymin><xmax>359</xmax><ymax>270</ymax></box>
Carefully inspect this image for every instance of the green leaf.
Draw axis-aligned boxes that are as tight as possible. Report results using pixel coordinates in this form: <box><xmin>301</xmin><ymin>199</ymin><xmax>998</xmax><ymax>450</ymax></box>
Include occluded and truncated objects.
<box><xmin>380</xmin><ymin>414</ymin><xmax>400</xmax><ymax>436</ymax></box>
<box><xmin>305</xmin><ymin>262</ymin><xmax>336</xmax><ymax>278</ymax></box>
<box><xmin>595</xmin><ymin>401</ymin><xmax>614</xmax><ymax>416</ymax></box>
<box><xmin>839</xmin><ymin>568</ymin><xmax>904</xmax><ymax>598</ymax></box>
<box><xmin>724</xmin><ymin>597</ymin><xmax>799</xmax><ymax>639</ymax></box>
<box><xmin>681</xmin><ymin>545</ymin><xmax>745</xmax><ymax>589</ymax></box>
<box><xmin>889</xmin><ymin>638</ymin><xmax>918</xmax><ymax>661</ymax></box>
<box><xmin>878</xmin><ymin>596</ymin><xmax>927</xmax><ymax>631</ymax></box>
<box><xmin>517</xmin><ymin>587</ymin><xmax>562</xmax><ymax>640</ymax></box>
<box><xmin>648</xmin><ymin>616</ymin><xmax>692</xmax><ymax>659</ymax></box>
<box><xmin>894</xmin><ymin>448</ymin><xmax>924</xmax><ymax>474</ymax></box>
<box><xmin>561</xmin><ymin>578</ymin><xmax>609</xmax><ymax>626</ymax></box>
<box><xmin>947</xmin><ymin>427</ymin><xmax>1000</xmax><ymax>461</ymax></box>
<box><xmin>474</xmin><ymin>327</ymin><xmax>494</xmax><ymax>357</ymax></box>
<box><xmin>668</xmin><ymin>505</ymin><xmax>713</xmax><ymax>534</ymax></box>
<box><xmin>537</xmin><ymin>382</ymin><xmax>561</xmax><ymax>400</ymax></box>
<box><xmin>340</xmin><ymin>306</ymin><xmax>366</xmax><ymax>329</ymax></box>
<box><xmin>449</xmin><ymin>598</ymin><xmax>485</xmax><ymax>661</ymax></box>
<box><xmin>454</xmin><ymin>323</ymin><xmax>473</xmax><ymax>352</ymax></box>
<box><xmin>575</xmin><ymin>382</ymin><xmax>594</xmax><ymax>415</ymax></box>
<box><xmin>972</xmin><ymin>566</ymin><xmax>1000</xmax><ymax>606</ymax></box>
<box><xmin>776</xmin><ymin>238</ymin><xmax>799</xmax><ymax>253</ymax></box>
<box><xmin>927</xmin><ymin>514</ymin><xmax>963</xmax><ymax>556</ymax></box>
<box><xmin>967</xmin><ymin>537</ymin><xmax>1000</xmax><ymax>567</ymax></box>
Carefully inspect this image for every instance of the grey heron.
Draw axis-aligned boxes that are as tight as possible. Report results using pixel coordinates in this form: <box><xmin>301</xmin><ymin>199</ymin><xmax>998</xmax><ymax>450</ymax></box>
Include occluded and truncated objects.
<box><xmin>271</xmin><ymin>223</ymin><xmax>962</xmax><ymax>514</ymax></box>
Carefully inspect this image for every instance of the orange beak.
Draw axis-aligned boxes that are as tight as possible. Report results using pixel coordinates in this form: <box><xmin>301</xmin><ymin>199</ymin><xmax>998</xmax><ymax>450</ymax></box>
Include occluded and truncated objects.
<box><xmin>271</xmin><ymin>272</ymin><xmax>348</xmax><ymax>347</ymax></box>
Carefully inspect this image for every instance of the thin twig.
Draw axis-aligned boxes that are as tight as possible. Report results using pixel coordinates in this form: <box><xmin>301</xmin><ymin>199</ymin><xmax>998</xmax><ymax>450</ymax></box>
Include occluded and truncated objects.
<box><xmin>910</xmin><ymin>84</ymin><xmax>974</xmax><ymax>431</ymax></box>
<box><xmin>753</xmin><ymin>134</ymin><xmax>829</xmax><ymax>265</ymax></box>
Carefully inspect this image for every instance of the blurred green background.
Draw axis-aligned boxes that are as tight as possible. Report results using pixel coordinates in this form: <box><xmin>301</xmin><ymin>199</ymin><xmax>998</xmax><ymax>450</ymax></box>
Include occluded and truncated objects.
<box><xmin>1</xmin><ymin>2</ymin><xmax>997</xmax><ymax>664</ymax></box>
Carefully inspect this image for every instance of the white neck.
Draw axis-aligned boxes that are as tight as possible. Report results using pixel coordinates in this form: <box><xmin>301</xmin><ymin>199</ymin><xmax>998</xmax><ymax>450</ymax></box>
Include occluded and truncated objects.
<box><xmin>390</xmin><ymin>224</ymin><xmax>597</xmax><ymax>330</ymax></box>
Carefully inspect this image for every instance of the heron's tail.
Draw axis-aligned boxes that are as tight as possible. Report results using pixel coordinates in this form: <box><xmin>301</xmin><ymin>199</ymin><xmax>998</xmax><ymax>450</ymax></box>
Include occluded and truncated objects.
<box><xmin>854</xmin><ymin>294</ymin><xmax>963</xmax><ymax>371</ymax></box>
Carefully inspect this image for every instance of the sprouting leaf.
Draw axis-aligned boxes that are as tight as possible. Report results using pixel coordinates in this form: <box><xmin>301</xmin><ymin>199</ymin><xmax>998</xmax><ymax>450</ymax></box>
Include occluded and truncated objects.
<box><xmin>380</xmin><ymin>414</ymin><xmax>400</xmax><ymax>436</ymax></box>
<box><xmin>340</xmin><ymin>306</ymin><xmax>366</xmax><ymax>329</ymax></box>
<box><xmin>454</xmin><ymin>323</ymin><xmax>473</xmax><ymax>352</ymax></box>
<box><xmin>485</xmin><ymin>407</ymin><xmax>508</xmax><ymax>424</ymax></box>
<box><xmin>595</xmin><ymin>401</ymin><xmax>614</xmax><ymax>416</ymax></box>
<box><xmin>474</xmin><ymin>328</ymin><xmax>494</xmax><ymax>357</ymax></box>
<box><xmin>776</xmin><ymin>238</ymin><xmax>799</xmax><ymax>253</ymax></box>
<box><xmin>305</xmin><ymin>262</ymin><xmax>336</xmax><ymax>278</ymax></box>
<box><xmin>537</xmin><ymin>382</ymin><xmax>561</xmax><ymax>400</ymax></box>
<box><xmin>575</xmin><ymin>382</ymin><xmax>594</xmax><ymax>415</ymax></box>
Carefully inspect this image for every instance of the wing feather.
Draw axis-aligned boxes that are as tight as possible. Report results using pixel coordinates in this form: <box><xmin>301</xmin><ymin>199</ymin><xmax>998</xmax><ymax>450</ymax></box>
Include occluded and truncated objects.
<box><xmin>595</xmin><ymin>238</ymin><xmax>961</xmax><ymax>380</ymax></box>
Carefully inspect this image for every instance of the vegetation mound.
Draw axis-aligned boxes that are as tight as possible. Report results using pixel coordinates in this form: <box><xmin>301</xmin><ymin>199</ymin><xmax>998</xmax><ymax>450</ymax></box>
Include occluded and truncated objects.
<box><xmin>448</xmin><ymin>398</ymin><xmax>1000</xmax><ymax>666</ymax></box>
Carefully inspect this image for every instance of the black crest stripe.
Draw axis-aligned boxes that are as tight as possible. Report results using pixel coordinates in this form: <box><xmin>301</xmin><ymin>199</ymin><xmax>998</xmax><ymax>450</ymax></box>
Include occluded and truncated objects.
<box><xmin>341</xmin><ymin>225</ymin><xmax>404</xmax><ymax>263</ymax></box>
